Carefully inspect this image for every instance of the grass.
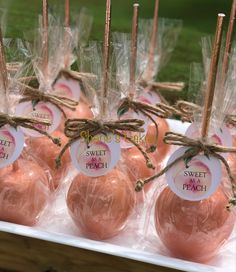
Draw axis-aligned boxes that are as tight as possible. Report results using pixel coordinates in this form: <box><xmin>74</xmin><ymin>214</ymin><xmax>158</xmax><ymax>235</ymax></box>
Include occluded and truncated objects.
<box><xmin>0</xmin><ymin>0</ymin><xmax>233</xmax><ymax>101</ymax></box>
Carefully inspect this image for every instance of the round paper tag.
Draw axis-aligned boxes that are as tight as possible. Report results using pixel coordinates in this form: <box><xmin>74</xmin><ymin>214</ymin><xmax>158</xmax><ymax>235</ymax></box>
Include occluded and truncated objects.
<box><xmin>0</xmin><ymin>126</ymin><xmax>24</xmax><ymax>168</ymax></box>
<box><xmin>118</xmin><ymin>109</ymin><xmax>149</xmax><ymax>149</ymax></box>
<box><xmin>15</xmin><ymin>101</ymin><xmax>62</xmax><ymax>137</ymax></box>
<box><xmin>70</xmin><ymin>133</ymin><xmax>121</xmax><ymax>177</ymax></box>
<box><xmin>185</xmin><ymin>123</ymin><xmax>232</xmax><ymax>158</ymax></box>
<box><xmin>166</xmin><ymin>147</ymin><xmax>222</xmax><ymax>201</ymax></box>
<box><xmin>53</xmin><ymin>77</ymin><xmax>81</xmax><ymax>101</ymax></box>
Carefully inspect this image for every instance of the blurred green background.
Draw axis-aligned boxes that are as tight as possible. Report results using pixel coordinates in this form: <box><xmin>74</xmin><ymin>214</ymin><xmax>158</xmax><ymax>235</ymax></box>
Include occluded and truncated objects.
<box><xmin>0</xmin><ymin>0</ymin><xmax>232</xmax><ymax>101</ymax></box>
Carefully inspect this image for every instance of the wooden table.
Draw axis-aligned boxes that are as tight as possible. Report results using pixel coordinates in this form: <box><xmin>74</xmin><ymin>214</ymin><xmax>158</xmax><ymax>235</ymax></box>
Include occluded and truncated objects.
<box><xmin>0</xmin><ymin>231</ymin><xmax>184</xmax><ymax>272</ymax></box>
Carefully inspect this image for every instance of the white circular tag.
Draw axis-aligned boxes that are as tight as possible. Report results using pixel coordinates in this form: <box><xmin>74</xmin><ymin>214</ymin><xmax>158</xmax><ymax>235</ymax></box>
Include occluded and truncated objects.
<box><xmin>166</xmin><ymin>147</ymin><xmax>222</xmax><ymax>201</ymax></box>
<box><xmin>0</xmin><ymin>126</ymin><xmax>24</xmax><ymax>168</ymax></box>
<box><xmin>15</xmin><ymin>101</ymin><xmax>62</xmax><ymax>137</ymax></box>
<box><xmin>53</xmin><ymin>77</ymin><xmax>81</xmax><ymax>101</ymax></box>
<box><xmin>70</xmin><ymin>133</ymin><xmax>121</xmax><ymax>177</ymax></box>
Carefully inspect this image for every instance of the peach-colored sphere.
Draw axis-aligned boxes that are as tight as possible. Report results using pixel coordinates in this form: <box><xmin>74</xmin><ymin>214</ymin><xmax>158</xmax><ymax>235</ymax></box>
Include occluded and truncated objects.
<box><xmin>67</xmin><ymin>169</ymin><xmax>135</xmax><ymax>240</ymax></box>
<box><xmin>0</xmin><ymin>158</ymin><xmax>49</xmax><ymax>226</ymax></box>
<box><xmin>122</xmin><ymin>147</ymin><xmax>158</xmax><ymax>202</ymax></box>
<box><xmin>27</xmin><ymin>130</ymin><xmax>71</xmax><ymax>190</ymax></box>
<box><xmin>155</xmin><ymin>187</ymin><xmax>235</xmax><ymax>262</ymax></box>
<box><xmin>146</xmin><ymin>118</ymin><xmax>170</xmax><ymax>163</ymax></box>
<box><xmin>59</xmin><ymin>102</ymin><xmax>94</xmax><ymax>131</ymax></box>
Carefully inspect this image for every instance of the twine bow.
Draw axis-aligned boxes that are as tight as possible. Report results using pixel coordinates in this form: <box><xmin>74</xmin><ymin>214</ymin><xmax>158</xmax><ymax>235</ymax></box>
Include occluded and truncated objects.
<box><xmin>118</xmin><ymin>97</ymin><xmax>174</xmax><ymax>152</ymax></box>
<box><xmin>56</xmin><ymin>118</ymin><xmax>155</xmax><ymax>170</ymax></box>
<box><xmin>0</xmin><ymin>113</ymin><xmax>61</xmax><ymax>146</ymax></box>
<box><xmin>18</xmin><ymin>82</ymin><xmax>79</xmax><ymax>118</ymax></box>
<box><xmin>135</xmin><ymin>131</ymin><xmax>236</xmax><ymax>210</ymax></box>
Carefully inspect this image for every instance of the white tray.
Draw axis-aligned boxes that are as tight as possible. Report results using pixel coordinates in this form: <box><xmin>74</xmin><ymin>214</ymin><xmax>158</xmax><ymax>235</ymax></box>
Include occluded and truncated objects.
<box><xmin>0</xmin><ymin>119</ymin><xmax>234</xmax><ymax>272</ymax></box>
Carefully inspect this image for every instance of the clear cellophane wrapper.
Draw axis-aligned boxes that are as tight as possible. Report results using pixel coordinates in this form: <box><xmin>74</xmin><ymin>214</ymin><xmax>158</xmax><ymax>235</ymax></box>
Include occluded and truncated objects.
<box><xmin>0</xmin><ymin>54</ymin><xmax>52</xmax><ymax>226</ymax></box>
<box><xmin>3</xmin><ymin>38</ymin><xmax>33</xmax><ymax>114</ymax></box>
<box><xmin>111</xmin><ymin>32</ymin><xmax>159</xmax><ymax>204</ymax></box>
<box><xmin>36</xmin><ymin>40</ymin><xmax>140</xmax><ymax>241</ymax></box>
<box><xmin>24</xmin><ymin>14</ymin><xmax>64</xmax><ymax>91</ymax></box>
<box><xmin>79</xmin><ymin>41</ymin><xmax>121</xmax><ymax>118</ymax></box>
<box><xmin>62</xmin><ymin>7</ymin><xmax>93</xmax><ymax>68</ymax></box>
<box><xmin>189</xmin><ymin>39</ymin><xmax>236</xmax><ymax>208</ymax></box>
<box><xmin>139</xmin><ymin>17</ymin><xmax>182</xmax><ymax>82</ymax></box>
<box><xmin>0</xmin><ymin>149</ymin><xmax>52</xmax><ymax>227</ymax></box>
<box><xmin>112</xmin><ymin>32</ymin><xmax>144</xmax><ymax>99</ymax></box>
<box><xmin>134</xmin><ymin>37</ymin><xmax>236</xmax><ymax>264</ymax></box>
<box><xmin>138</xmin><ymin>174</ymin><xmax>236</xmax><ymax>263</ymax></box>
<box><xmin>1</xmin><ymin>34</ymin><xmax>69</xmax><ymax>193</ymax></box>
<box><xmin>20</xmin><ymin>15</ymin><xmax>75</xmax><ymax>191</ymax></box>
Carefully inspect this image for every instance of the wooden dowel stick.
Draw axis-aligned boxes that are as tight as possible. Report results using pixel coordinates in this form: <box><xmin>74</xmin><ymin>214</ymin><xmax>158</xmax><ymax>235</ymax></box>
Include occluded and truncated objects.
<box><xmin>0</xmin><ymin>27</ymin><xmax>8</xmax><ymax>113</ymax></box>
<box><xmin>101</xmin><ymin>0</ymin><xmax>112</xmax><ymax>117</ymax></box>
<box><xmin>221</xmin><ymin>0</ymin><xmax>236</xmax><ymax>85</ymax></box>
<box><xmin>64</xmin><ymin>0</ymin><xmax>70</xmax><ymax>68</ymax></box>
<box><xmin>129</xmin><ymin>4</ymin><xmax>139</xmax><ymax>99</ymax></box>
<box><xmin>146</xmin><ymin>0</ymin><xmax>159</xmax><ymax>81</ymax></box>
<box><xmin>42</xmin><ymin>0</ymin><xmax>49</xmax><ymax>81</ymax></box>
<box><xmin>201</xmin><ymin>14</ymin><xmax>225</xmax><ymax>138</ymax></box>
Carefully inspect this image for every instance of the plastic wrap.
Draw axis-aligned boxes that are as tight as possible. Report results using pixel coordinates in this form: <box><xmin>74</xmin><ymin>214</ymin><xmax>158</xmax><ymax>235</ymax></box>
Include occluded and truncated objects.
<box><xmin>137</xmin><ymin>18</ymin><xmax>182</xmax><ymax>163</ymax></box>
<box><xmin>16</xmin><ymin>13</ymin><xmax>75</xmax><ymax>191</ymax></box>
<box><xmin>0</xmin><ymin>150</ymin><xmax>51</xmax><ymax>226</ymax></box>
<box><xmin>66</xmin><ymin>168</ymin><xmax>135</xmax><ymax>240</ymax></box>
<box><xmin>140</xmin><ymin>28</ymin><xmax>236</xmax><ymax>262</ymax></box>
<box><xmin>0</xmin><ymin>36</ymin><xmax>51</xmax><ymax>226</ymax></box>
<box><xmin>139</xmin><ymin>18</ymin><xmax>182</xmax><ymax>84</ymax></box>
<box><xmin>25</xmin><ymin>14</ymin><xmax>64</xmax><ymax>92</ymax></box>
<box><xmin>53</xmin><ymin>8</ymin><xmax>94</xmax><ymax>123</ymax></box>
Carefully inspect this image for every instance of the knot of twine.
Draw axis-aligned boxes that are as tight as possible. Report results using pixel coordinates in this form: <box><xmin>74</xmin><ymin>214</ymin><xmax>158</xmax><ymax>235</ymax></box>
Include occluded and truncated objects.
<box><xmin>6</xmin><ymin>62</ymin><xmax>23</xmax><ymax>73</ymax></box>
<box><xmin>118</xmin><ymin>97</ymin><xmax>174</xmax><ymax>153</ymax></box>
<box><xmin>135</xmin><ymin>131</ymin><xmax>236</xmax><ymax>211</ymax></box>
<box><xmin>18</xmin><ymin>82</ymin><xmax>79</xmax><ymax>118</ymax></box>
<box><xmin>139</xmin><ymin>79</ymin><xmax>185</xmax><ymax>92</ymax></box>
<box><xmin>56</xmin><ymin>118</ymin><xmax>155</xmax><ymax>170</ymax></box>
<box><xmin>0</xmin><ymin>113</ymin><xmax>61</xmax><ymax>146</ymax></box>
<box><xmin>225</xmin><ymin>114</ymin><xmax>236</xmax><ymax>127</ymax></box>
<box><xmin>57</xmin><ymin>69</ymin><xmax>97</xmax><ymax>82</ymax></box>
<box><xmin>174</xmin><ymin>100</ymin><xmax>201</xmax><ymax>122</ymax></box>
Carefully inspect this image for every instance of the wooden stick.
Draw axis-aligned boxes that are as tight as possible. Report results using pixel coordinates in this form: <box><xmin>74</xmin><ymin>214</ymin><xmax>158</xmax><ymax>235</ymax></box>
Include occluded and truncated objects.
<box><xmin>101</xmin><ymin>0</ymin><xmax>112</xmax><ymax>117</ymax></box>
<box><xmin>64</xmin><ymin>0</ymin><xmax>70</xmax><ymax>68</ymax></box>
<box><xmin>201</xmin><ymin>14</ymin><xmax>225</xmax><ymax>138</ymax></box>
<box><xmin>0</xmin><ymin>28</ymin><xmax>7</xmax><ymax>92</ymax></box>
<box><xmin>221</xmin><ymin>0</ymin><xmax>236</xmax><ymax>85</ymax></box>
<box><xmin>129</xmin><ymin>4</ymin><xmax>139</xmax><ymax>99</ymax></box>
<box><xmin>146</xmin><ymin>0</ymin><xmax>159</xmax><ymax>81</ymax></box>
<box><xmin>0</xmin><ymin>27</ymin><xmax>8</xmax><ymax>113</ymax></box>
<box><xmin>65</xmin><ymin>0</ymin><xmax>70</xmax><ymax>28</ymax></box>
<box><xmin>42</xmin><ymin>0</ymin><xmax>49</xmax><ymax>80</ymax></box>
